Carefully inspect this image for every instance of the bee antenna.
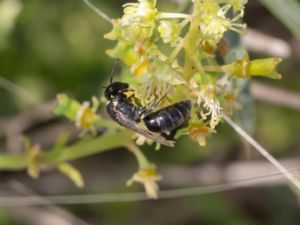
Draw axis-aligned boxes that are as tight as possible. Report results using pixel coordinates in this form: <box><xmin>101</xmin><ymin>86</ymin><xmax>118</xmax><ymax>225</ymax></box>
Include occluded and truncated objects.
<box><xmin>110</xmin><ymin>59</ymin><xmax>119</xmax><ymax>84</ymax></box>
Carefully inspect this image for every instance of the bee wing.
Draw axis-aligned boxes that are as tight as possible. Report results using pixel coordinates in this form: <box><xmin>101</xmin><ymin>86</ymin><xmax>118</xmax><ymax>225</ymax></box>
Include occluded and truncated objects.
<box><xmin>116</xmin><ymin>111</ymin><xmax>175</xmax><ymax>147</ymax></box>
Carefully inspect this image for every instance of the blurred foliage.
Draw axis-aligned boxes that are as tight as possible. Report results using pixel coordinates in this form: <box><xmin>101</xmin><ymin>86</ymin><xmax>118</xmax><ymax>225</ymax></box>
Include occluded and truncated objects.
<box><xmin>0</xmin><ymin>210</ymin><xmax>21</xmax><ymax>225</ymax></box>
<box><xmin>0</xmin><ymin>0</ymin><xmax>116</xmax><ymax>115</ymax></box>
<box><xmin>259</xmin><ymin>0</ymin><xmax>300</xmax><ymax>40</ymax></box>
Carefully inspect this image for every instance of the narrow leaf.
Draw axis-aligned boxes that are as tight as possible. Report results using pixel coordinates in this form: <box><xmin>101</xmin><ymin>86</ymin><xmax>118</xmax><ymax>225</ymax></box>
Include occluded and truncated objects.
<box><xmin>259</xmin><ymin>0</ymin><xmax>300</xmax><ymax>40</ymax></box>
<box><xmin>58</xmin><ymin>163</ymin><xmax>85</xmax><ymax>188</ymax></box>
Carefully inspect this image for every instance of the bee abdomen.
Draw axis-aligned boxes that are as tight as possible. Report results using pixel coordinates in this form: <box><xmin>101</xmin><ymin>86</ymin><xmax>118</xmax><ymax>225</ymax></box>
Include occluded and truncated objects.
<box><xmin>143</xmin><ymin>100</ymin><xmax>191</xmax><ymax>133</ymax></box>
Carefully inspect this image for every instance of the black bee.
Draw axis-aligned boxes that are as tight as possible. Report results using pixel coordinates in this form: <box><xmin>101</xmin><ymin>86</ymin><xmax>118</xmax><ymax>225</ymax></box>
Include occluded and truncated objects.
<box><xmin>104</xmin><ymin>60</ymin><xmax>191</xmax><ymax>147</ymax></box>
<box><xmin>143</xmin><ymin>100</ymin><xmax>191</xmax><ymax>133</ymax></box>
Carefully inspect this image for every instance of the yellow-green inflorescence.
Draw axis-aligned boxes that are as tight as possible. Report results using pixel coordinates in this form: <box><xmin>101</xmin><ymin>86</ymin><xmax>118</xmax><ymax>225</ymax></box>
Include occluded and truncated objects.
<box><xmin>104</xmin><ymin>0</ymin><xmax>281</xmax><ymax>146</ymax></box>
<box><xmin>57</xmin><ymin>0</ymin><xmax>282</xmax><ymax>146</ymax></box>
<box><xmin>54</xmin><ymin>0</ymin><xmax>282</xmax><ymax>198</ymax></box>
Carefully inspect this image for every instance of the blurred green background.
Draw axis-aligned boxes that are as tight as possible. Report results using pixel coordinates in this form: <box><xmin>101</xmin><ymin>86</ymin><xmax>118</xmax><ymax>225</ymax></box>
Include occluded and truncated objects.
<box><xmin>0</xmin><ymin>0</ymin><xmax>300</xmax><ymax>224</ymax></box>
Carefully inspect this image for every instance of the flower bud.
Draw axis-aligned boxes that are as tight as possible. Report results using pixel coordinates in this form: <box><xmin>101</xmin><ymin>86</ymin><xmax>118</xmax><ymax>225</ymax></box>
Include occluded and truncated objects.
<box><xmin>222</xmin><ymin>53</ymin><xmax>282</xmax><ymax>79</ymax></box>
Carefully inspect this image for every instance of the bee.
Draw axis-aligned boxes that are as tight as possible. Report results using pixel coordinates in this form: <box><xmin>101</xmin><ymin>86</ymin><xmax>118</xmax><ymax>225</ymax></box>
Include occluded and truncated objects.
<box><xmin>143</xmin><ymin>100</ymin><xmax>191</xmax><ymax>134</ymax></box>
<box><xmin>104</xmin><ymin>60</ymin><xmax>191</xmax><ymax>147</ymax></box>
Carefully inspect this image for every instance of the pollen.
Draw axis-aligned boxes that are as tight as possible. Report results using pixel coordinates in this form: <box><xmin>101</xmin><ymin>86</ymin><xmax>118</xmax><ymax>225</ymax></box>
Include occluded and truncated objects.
<box><xmin>131</xmin><ymin>59</ymin><xmax>149</xmax><ymax>76</ymax></box>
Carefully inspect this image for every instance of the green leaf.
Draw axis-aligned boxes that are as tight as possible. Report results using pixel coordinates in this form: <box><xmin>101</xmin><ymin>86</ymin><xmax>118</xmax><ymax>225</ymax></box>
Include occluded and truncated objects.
<box><xmin>259</xmin><ymin>0</ymin><xmax>300</xmax><ymax>40</ymax></box>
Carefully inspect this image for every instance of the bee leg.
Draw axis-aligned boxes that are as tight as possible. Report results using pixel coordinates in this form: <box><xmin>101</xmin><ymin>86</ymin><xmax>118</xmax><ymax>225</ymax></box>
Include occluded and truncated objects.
<box><xmin>137</xmin><ymin>98</ymin><xmax>156</xmax><ymax>117</ymax></box>
<box><xmin>139</xmin><ymin>94</ymin><xmax>168</xmax><ymax>119</ymax></box>
<box><xmin>162</xmin><ymin>119</ymin><xmax>190</xmax><ymax>140</ymax></box>
<box><xmin>161</xmin><ymin>130</ymin><xmax>176</xmax><ymax>140</ymax></box>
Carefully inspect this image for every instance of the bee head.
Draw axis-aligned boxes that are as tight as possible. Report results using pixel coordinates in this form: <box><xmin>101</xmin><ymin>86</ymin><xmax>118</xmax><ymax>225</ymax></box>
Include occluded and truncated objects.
<box><xmin>104</xmin><ymin>81</ymin><xmax>129</xmax><ymax>100</ymax></box>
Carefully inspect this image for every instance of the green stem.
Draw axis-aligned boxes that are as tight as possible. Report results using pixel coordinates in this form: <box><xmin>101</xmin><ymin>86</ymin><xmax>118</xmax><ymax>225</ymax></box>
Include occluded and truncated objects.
<box><xmin>126</xmin><ymin>143</ymin><xmax>150</xmax><ymax>169</ymax></box>
<box><xmin>194</xmin><ymin>55</ymin><xmax>206</xmax><ymax>75</ymax></box>
<box><xmin>203</xmin><ymin>65</ymin><xmax>225</xmax><ymax>73</ymax></box>
<box><xmin>167</xmin><ymin>39</ymin><xmax>184</xmax><ymax>64</ymax></box>
<box><xmin>0</xmin><ymin>154</ymin><xmax>27</xmax><ymax>170</ymax></box>
<box><xmin>167</xmin><ymin>19</ymin><xmax>190</xmax><ymax>64</ymax></box>
<box><xmin>158</xmin><ymin>12</ymin><xmax>190</xmax><ymax>19</ymax></box>
<box><xmin>0</xmin><ymin>131</ymin><xmax>131</xmax><ymax>171</ymax></box>
<box><xmin>182</xmin><ymin>2</ymin><xmax>202</xmax><ymax>80</ymax></box>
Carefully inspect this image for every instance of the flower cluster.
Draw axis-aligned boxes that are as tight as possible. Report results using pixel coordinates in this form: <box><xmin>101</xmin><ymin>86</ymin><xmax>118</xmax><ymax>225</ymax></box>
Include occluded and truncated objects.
<box><xmin>196</xmin><ymin>0</ymin><xmax>246</xmax><ymax>45</ymax></box>
<box><xmin>55</xmin><ymin>0</ymin><xmax>282</xmax><ymax>198</ymax></box>
<box><xmin>104</xmin><ymin>0</ymin><xmax>281</xmax><ymax>146</ymax></box>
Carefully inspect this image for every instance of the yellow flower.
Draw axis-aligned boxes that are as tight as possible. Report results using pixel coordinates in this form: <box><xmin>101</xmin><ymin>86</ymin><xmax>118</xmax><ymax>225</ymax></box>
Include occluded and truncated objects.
<box><xmin>189</xmin><ymin>122</ymin><xmax>215</xmax><ymax>146</ymax></box>
<box><xmin>121</xmin><ymin>0</ymin><xmax>157</xmax><ymax>41</ymax></box>
<box><xmin>106</xmin><ymin>40</ymin><xmax>139</xmax><ymax>66</ymax></box>
<box><xmin>128</xmin><ymin>166</ymin><xmax>162</xmax><ymax>199</ymax></box>
<box><xmin>197</xmin><ymin>0</ymin><xmax>246</xmax><ymax>44</ymax></box>
<box><xmin>131</xmin><ymin>58</ymin><xmax>149</xmax><ymax>76</ymax></box>
<box><xmin>158</xmin><ymin>20</ymin><xmax>181</xmax><ymax>46</ymax></box>
<box><xmin>76</xmin><ymin>101</ymin><xmax>99</xmax><ymax>129</ymax></box>
<box><xmin>103</xmin><ymin>19</ymin><xmax>121</xmax><ymax>41</ymax></box>
<box><xmin>223</xmin><ymin>91</ymin><xmax>242</xmax><ymax>115</ymax></box>
<box><xmin>122</xmin><ymin>0</ymin><xmax>157</xmax><ymax>24</ymax></box>
<box><xmin>216</xmin><ymin>0</ymin><xmax>248</xmax><ymax>12</ymax></box>
<box><xmin>54</xmin><ymin>95</ymin><xmax>100</xmax><ymax>132</ymax></box>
